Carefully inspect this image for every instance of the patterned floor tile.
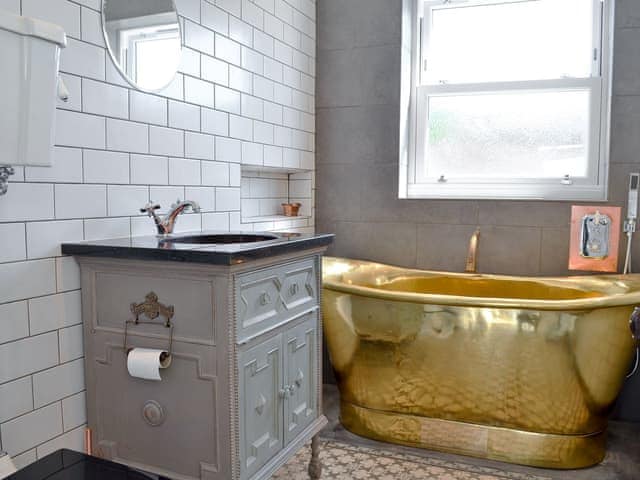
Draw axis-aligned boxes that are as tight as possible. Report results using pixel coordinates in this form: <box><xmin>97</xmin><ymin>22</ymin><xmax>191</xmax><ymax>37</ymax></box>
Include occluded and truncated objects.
<box><xmin>273</xmin><ymin>441</ymin><xmax>551</xmax><ymax>480</ymax></box>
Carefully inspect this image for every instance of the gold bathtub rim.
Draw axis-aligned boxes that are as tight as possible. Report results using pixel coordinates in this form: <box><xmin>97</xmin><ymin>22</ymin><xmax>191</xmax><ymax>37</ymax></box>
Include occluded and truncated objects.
<box><xmin>323</xmin><ymin>257</ymin><xmax>640</xmax><ymax>311</ymax></box>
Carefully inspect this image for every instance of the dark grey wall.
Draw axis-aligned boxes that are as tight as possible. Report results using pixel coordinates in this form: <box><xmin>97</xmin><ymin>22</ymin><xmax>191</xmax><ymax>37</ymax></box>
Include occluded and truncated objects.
<box><xmin>316</xmin><ymin>0</ymin><xmax>640</xmax><ymax>419</ymax></box>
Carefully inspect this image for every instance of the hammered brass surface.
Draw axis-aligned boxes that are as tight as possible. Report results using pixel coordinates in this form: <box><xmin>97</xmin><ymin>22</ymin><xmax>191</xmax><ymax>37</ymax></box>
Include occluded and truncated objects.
<box><xmin>322</xmin><ymin>257</ymin><xmax>640</xmax><ymax>469</ymax></box>
<box><xmin>340</xmin><ymin>402</ymin><xmax>606</xmax><ymax>470</ymax></box>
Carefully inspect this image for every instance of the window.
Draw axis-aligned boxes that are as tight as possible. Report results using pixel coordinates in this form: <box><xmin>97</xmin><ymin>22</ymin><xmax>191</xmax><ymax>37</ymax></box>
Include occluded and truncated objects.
<box><xmin>400</xmin><ymin>0</ymin><xmax>613</xmax><ymax>200</ymax></box>
<box><xmin>119</xmin><ymin>23</ymin><xmax>181</xmax><ymax>91</ymax></box>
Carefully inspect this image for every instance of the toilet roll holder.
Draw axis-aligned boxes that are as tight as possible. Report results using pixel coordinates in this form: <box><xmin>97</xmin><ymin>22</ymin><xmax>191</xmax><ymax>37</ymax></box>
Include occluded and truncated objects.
<box><xmin>123</xmin><ymin>292</ymin><xmax>174</xmax><ymax>361</ymax></box>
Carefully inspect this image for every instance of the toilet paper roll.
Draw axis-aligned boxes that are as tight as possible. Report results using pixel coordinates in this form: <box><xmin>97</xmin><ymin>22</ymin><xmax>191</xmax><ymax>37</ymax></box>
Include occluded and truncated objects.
<box><xmin>126</xmin><ymin>348</ymin><xmax>172</xmax><ymax>381</ymax></box>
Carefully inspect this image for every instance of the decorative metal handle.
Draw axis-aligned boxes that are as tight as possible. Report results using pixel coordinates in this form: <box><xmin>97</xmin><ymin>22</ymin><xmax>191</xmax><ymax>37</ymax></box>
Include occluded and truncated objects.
<box><xmin>260</xmin><ymin>292</ymin><xmax>271</xmax><ymax>306</ymax></box>
<box><xmin>140</xmin><ymin>202</ymin><xmax>161</xmax><ymax>214</ymax></box>
<box><xmin>630</xmin><ymin>307</ymin><xmax>640</xmax><ymax>343</ymax></box>
<box><xmin>289</xmin><ymin>283</ymin><xmax>299</xmax><ymax>296</ymax></box>
<box><xmin>278</xmin><ymin>385</ymin><xmax>294</xmax><ymax>399</ymax></box>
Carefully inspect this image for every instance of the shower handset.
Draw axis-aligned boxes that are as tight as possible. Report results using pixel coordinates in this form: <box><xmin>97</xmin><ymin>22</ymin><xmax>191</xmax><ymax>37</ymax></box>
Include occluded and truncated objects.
<box><xmin>625</xmin><ymin>173</ymin><xmax>639</xmax><ymax>232</ymax></box>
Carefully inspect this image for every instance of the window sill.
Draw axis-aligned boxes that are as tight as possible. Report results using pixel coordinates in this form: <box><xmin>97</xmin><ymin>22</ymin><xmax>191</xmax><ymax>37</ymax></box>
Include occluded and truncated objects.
<box><xmin>401</xmin><ymin>183</ymin><xmax>608</xmax><ymax>201</ymax></box>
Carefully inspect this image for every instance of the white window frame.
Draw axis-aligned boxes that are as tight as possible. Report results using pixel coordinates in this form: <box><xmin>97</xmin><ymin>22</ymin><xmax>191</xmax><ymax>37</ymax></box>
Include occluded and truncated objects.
<box><xmin>399</xmin><ymin>0</ymin><xmax>615</xmax><ymax>201</ymax></box>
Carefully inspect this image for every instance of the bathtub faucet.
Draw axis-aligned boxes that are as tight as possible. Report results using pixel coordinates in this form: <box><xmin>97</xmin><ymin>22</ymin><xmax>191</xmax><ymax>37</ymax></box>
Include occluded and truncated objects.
<box><xmin>465</xmin><ymin>229</ymin><xmax>480</xmax><ymax>273</ymax></box>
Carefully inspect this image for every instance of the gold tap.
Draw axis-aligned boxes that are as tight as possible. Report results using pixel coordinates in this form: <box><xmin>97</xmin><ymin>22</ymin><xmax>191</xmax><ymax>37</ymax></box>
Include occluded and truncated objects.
<box><xmin>465</xmin><ymin>228</ymin><xmax>480</xmax><ymax>273</ymax></box>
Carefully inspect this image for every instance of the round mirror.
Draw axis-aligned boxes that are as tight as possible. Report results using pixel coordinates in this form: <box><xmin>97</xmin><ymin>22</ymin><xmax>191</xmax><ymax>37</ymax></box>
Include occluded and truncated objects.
<box><xmin>102</xmin><ymin>0</ymin><xmax>182</xmax><ymax>92</ymax></box>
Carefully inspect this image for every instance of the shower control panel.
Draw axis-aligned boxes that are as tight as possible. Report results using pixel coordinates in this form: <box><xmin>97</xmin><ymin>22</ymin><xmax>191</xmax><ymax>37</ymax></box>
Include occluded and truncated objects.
<box><xmin>580</xmin><ymin>212</ymin><xmax>611</xmax><ymax>259</ymax></box>
<box><xmin>569</xmin><ymin>205</ymin><xmax>621</xmax><ymax>272</ymax></box>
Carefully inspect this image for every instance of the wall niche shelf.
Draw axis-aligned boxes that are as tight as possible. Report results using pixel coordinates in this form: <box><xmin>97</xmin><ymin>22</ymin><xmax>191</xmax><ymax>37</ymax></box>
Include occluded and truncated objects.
<box><xmin>241</xmin><ymin>214</ymin><xmax>311</xmax><ymax>224</ymax></box>
<box><xmin>241</xmin><ymin>165</ymin><xmax>313</xmax><ymax>175</ymax></box>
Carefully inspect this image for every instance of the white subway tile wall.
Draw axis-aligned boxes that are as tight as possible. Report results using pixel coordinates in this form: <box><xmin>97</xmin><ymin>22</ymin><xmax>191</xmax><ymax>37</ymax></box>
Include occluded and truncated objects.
<box><xmin>0</xmin><ymin>0</ymin><xmax>315</xmax><ymax>461</ymax></box>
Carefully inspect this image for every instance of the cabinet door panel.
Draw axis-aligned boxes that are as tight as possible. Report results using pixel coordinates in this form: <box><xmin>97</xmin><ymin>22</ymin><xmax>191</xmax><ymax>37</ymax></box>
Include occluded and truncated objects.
<box><xmin>284</xmin><ymin>314</ymin><xmax>317</xmax><ymax>444</ymax></box>
<box><xmin>239</xmin><ymin>335</ymin><xmax>283</xmax><ymax>480</ymax></box>
<box><xmin>90</xmin><ymin>339</ymin><xmax>219</xmax><ymax>480</ymax></box>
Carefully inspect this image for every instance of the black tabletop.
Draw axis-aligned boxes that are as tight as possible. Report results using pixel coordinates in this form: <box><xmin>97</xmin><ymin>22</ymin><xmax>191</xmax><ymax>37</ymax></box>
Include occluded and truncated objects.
<box><xmin>7</xmin><ymin>450</ymin><xmax>160</xmax><ymax>480</ymax></box>
<box><xmin>61</xmin><ymin>231</ymin><xmax>334</xmax><ymax>265</ymax></box>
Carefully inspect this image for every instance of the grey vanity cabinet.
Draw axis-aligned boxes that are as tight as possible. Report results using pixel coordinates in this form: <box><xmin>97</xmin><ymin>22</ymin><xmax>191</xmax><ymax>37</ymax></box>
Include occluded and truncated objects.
<box><xmin>75</xmin><ymin>248</ymin><xmax>328</xmax><ymax>480</ymax></box>
<box><xmin>238</xmin><ymin>313</ymin><xmax>318</xmax><ymax>479</ymax></box>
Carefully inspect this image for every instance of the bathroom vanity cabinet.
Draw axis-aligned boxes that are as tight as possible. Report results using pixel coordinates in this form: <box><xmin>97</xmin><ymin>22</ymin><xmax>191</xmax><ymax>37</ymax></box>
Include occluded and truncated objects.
<box><xmin>62</xmin><ymin>233</ymin><xmax>333</xmax><ymax>480</ymax></box>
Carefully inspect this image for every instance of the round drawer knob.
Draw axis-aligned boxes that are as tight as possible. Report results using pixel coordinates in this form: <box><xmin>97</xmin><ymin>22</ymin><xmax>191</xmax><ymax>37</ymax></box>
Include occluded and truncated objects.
<box><xmin>142</xmin><ymin>400</ymin><xmax>165</xmax><ymax>427</ymax></box>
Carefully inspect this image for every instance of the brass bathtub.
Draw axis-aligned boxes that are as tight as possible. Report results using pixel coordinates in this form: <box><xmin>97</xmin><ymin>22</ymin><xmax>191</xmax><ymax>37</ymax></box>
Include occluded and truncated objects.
<box><xmin>322</xmin><ymin>257</ymin><xmax>640</xmax><ymax>469</ymax></box>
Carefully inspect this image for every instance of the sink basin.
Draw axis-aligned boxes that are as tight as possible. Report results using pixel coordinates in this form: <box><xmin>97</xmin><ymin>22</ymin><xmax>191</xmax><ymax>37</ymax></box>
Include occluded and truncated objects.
<box><xmin>161</xmin><ymin>234</ymin><xmax>279</xmax><ymax>245</ymax></box>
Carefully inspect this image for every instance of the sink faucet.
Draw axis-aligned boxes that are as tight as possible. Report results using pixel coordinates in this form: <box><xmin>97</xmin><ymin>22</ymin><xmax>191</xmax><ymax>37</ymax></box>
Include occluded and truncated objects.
<box><xmin>140</xmin><ymin>199</ymin><xmax>201</xmax><ymax>235</ymax></box>
<box><xmin>465</xmin><ymin>228</ymin><xmax>480</xmax><ymax>273</ymax></box>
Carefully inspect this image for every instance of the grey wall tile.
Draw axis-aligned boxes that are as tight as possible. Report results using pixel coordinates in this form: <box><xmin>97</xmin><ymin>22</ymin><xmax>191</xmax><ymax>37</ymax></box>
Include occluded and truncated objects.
<box><xmin>317</xmin><ymin>44</ymin><xmax>401</xmax><ymax>108</ymax></box>
<box><xmin>316</xmin><ymin>104</ymin><xmax>399</xmax><ymax>165</ymax></box>
<box><xmin>616</xmin><ymin>0</ymin><xmax>640</xmax><ymax>29</ymax></box>
<box><xmin>476</xmin><ymin>226</ymin><xmax>542</xmax><ymax>275</ymax></box>
<box><xmin>332</xmin><ymin>221</ymin><xmax>417</xmax><ymax>267</ymax></box>
<box><xmin>318</xmin><ymin>0</ymin><xmax>402</xmax><ymax>51</ymax></box>
<box><xmin>477</xmin><ymin>201</ymin><xmax>571</xmax><ymax>228</ymax></box>
<box><xmin>610</xmin><ymin>96</ymin><xmax>640</xmax><ymax>164</ymax></box>
<box><xmin>315</xmin><ymin>163</ymin><xmax>362</xmax><ymax>222</ymax></box>
<box><xmin>539</xmin><ymin>227</ymin><xmax>572</xmax><ymax>276</ymax></box>
<box><xmin>416</xmin><ymin>224</ymin><xmax>479</xmax><ymax>272</ymax></box>
<box><xmin>357</xmin><ymin>164</ymin><xmax>479</xmax><ymax>224</ymax></box>
<box><xmin>613</xmin><ymin>28</ymin><xmax>640</xmax><ymax>95</ymax></box>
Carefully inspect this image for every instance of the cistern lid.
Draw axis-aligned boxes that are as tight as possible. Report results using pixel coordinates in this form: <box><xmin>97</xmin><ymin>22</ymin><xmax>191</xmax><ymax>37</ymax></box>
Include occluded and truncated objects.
<box><xmin>0</xmin><ymin>10</ymin><xmax>67</xmax><ymax>47</ymax></box>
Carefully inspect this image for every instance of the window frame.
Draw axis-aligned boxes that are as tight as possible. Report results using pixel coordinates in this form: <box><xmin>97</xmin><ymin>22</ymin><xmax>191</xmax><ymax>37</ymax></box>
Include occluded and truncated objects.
<box><xmin>399</xmin><ymin>0</ymin><xmax>615</xmax><ymax>201</ymax></box>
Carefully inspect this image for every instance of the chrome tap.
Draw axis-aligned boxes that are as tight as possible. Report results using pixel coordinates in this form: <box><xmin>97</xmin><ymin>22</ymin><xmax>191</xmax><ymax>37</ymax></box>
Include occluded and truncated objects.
<box><xmin>465</xmin><ymin>228</ymin><xmax>480</xmax><ymax>273</ymax></box>
<box><xmin>140</xmin><ymin>199</ymin><xmax>201</xmax><ymax>235</ymax></box>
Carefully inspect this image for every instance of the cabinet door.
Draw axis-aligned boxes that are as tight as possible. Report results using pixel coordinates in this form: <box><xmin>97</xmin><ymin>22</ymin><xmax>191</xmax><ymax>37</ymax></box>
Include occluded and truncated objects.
<box><xmin>238</xmin><ymin>335</ymin><xmax>283</xmax><ymax>480</ymax></box>
<box><xmin>283</xmin><ymin>314</ymin><xmax>317</xmax><ymax>445</ymax></box>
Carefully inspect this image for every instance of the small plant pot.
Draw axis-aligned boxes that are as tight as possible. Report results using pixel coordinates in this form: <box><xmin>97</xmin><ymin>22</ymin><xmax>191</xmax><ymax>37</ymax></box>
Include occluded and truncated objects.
<box><xmin>282</xmin><ymin>202</ymin><xmax>302</xmax><ymax>216</ymax></box>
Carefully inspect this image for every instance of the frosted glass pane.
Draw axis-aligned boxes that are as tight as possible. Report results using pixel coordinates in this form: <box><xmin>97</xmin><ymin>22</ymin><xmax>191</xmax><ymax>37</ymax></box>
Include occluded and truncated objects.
<box><xmin>135</xmin><ymin>35</ymin><xmax>181</xmax><ymax>91</ymax></box>
<box><xmin>426</xmin><ymin>0</ymin><xmax>595</xmax><ymax>84</ymax></box>
<box><xmin>424</xmin><ymin>90</ymin><xmax>591</xmax><ymax>179</ymax></box>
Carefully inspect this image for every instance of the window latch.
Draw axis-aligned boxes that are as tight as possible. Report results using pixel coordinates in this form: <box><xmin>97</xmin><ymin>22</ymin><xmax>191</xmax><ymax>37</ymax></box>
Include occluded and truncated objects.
<box><xmin>561</xmin><ymin>175</ymin><xmax>573</xmax><ymax>185</ymax></box>
<box><xmin>438</xmin><ymin>175</ymin><xmax>447</xmax><ymax>183</ymax></box>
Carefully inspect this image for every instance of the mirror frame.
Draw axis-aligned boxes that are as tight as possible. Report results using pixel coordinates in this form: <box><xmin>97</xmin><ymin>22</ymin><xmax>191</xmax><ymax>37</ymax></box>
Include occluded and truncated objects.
<box><xmin>101</xmin><ymin>0</ymin><xmax>184</xmax><ymax>93</ymax></box>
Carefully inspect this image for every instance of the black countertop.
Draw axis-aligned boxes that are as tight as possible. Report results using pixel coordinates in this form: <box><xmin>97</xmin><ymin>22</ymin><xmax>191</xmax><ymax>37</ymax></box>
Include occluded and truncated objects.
<box><xmin>61</xmin><ymin>231</ymin><xmax>334</xmax><ymax>265</ymax></box>
<box><xmin>7</xmin><ymin>450</ymin><xmax>156</xmax><ymax>480</ymax></box>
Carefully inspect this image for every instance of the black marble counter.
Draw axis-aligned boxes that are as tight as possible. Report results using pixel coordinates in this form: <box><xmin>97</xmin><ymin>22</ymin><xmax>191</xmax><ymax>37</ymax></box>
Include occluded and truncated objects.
<box><xmin>61</xmin><ymin>231</ymin><xmax>334</xmax><ymax>265</ymax></box>
<box><xmin>7</xmin><ymin>450</ymin><xmax>156</xmax><ymax>480</ymax></box>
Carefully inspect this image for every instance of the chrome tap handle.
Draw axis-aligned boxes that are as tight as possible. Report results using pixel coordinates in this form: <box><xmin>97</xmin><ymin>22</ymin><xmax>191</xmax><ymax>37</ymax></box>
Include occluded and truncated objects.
<box><xmin>140</xmin><ymin>202</ymin><xmax>161</xmax><ymax>215</ymax></box>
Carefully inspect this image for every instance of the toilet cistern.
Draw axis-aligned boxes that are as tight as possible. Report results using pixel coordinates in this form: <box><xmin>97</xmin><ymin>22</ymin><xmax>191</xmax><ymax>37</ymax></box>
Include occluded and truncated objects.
<box><xmin>0</xmin><ymin>11</ymin><xmax>69</xmax><ymax>195</ymax></box>
<box><xmin>140</xmin><ymin>199</ymin><xmax>201</xmax><ymax>235</ymax></box>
